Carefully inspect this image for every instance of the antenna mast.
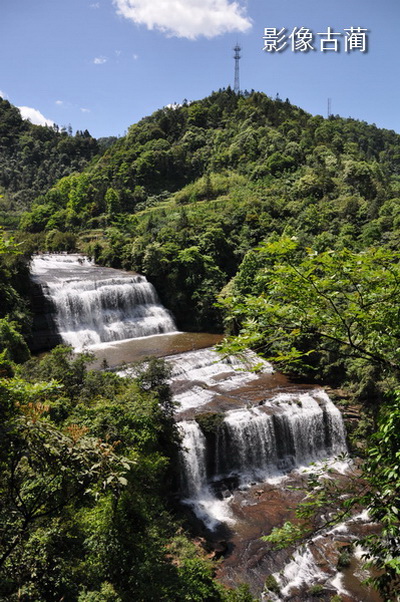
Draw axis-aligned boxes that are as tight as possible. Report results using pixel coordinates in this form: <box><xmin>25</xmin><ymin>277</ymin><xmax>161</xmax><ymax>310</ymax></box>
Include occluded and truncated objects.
<box><xmin>233</xmin><ymin>43</ymin><xmax>241</xmax><ymax>94</ymax></box>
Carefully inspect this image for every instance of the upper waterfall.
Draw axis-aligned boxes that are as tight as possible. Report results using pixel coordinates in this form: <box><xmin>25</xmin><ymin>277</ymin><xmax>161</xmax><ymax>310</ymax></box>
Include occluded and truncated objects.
<box><xmin>30</xmin><ymin>254</ymin><xmax>177</xmax><ymax>349</ymax></box>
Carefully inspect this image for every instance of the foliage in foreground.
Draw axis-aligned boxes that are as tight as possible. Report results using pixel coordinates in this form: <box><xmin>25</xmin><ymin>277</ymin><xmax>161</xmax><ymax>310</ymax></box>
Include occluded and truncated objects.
<box><xmin>220</xmin><ymin>237</ymin><xmax>400</xmax><ymax>399</ymax></box>
<box><xmin>361</xmin><ymin>392</ymin><xmax>400</xmax><ymax>597</ymax></box>
<box><xmin>220</xmin><ymin>236</ymin><xmax>400</xmax><ymax>599</ymax></box>
<box><xmin>0</xmin><ymin>345</ymin><xmax>256</xmax><ymax>601</ymax></box>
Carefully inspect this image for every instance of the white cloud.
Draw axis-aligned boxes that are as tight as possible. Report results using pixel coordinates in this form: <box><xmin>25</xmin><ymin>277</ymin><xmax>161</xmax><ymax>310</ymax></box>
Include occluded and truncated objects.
<box><xmin>133</xmin><ymin>53</ymin><xmax>139</xmax><ymax>60</ymax></box>
<box><xmin>0</xmin><ymin>90</ymin><xmax>8</xmax><ymax>99</ymax></box>
<box><xmin>55</xmin><ymin>99</ymin><xmax>64</xmax><ymax>106</ymax></box>
<box><xmin>90</xmin><ymin>2</ymin><xmax>100</xmax><ymax>8</ymax></box>
<box><xmin>93</xmin><ymin>56</ymin><xmax>107</xmax><ymax>64</ymax></box>
<box><xmin>113</xmin><ymin>0</ymin><xmax>252</xmax><ymax>39</ymax></box>
<box><xmin>18</xmin><ymin>106</ymin><xmax>54</xmax><ymax>127</ymax></box>
<box><xmin>80</xmin><ymin>107</ymin><xmax>91</xmax><ymax>113</ymax></box>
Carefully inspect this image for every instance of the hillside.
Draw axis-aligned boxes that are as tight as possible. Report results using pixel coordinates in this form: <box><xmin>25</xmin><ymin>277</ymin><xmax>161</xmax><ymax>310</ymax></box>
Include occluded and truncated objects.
<box><xmin>15</xmin><ymin>89</ymin><xmax>400</xmax><ymax>331</ymax></box>
<box><xmin>0</xmin><ymin>97</ymin><xmax>99</xmax><ymax>227</ymax></box>
<box><xmin>18</xmin><ymin>89</ymin><xmax>400</xmax><ymax>229</ymax></box>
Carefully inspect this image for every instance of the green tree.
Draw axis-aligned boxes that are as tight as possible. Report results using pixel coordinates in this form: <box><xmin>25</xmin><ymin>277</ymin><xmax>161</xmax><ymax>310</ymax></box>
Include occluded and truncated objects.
<box><xmin>221</xmin><ymin>237</ymin><xmax>400</xmax><ymax>389</ymax></box>
<box><xmin>0</xmin><ymin>377</ymin><xmax>132</xmax><ymax>594</ymax></box>
<box><xmin>105</xmin><ymin>187</ymin><xmax>121</xmax><ymax>214</ymax></box>
<box><xmin>361</xmin><ymin>392</ymin><xmax>400</xmax><ymax>598</ymax></box>
<box><xmin>0</xmin><ymin>318</ymin><xmax>30</xmax><ymax>363</ymax></box>
<box><xmin>220</xmin><ymin>236</ymin><xmax>400</xmax><ymax>597</ymax></box>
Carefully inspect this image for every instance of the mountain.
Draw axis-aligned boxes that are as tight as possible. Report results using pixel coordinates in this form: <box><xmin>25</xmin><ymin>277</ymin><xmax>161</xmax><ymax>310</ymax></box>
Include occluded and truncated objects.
<box><xmin>15</xmin><ymin>88</ymin><xmax>400</xmax><ymax>330</ymax></box>
<box><xmin>17</xmin><ymin>88</ymin><xmax>400</xmax><ymax>232</ymax></box>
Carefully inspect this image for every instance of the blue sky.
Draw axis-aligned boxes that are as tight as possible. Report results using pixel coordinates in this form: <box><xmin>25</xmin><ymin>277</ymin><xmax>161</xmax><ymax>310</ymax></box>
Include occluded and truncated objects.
<box><xmin>1</xmin><ymin>0</ymin><xmax>398</xmax><ymax>138</ymax></box>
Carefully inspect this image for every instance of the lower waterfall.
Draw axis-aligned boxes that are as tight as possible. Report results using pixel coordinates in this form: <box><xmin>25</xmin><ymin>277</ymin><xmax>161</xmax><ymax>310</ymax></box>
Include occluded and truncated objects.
<box><xmin>178</xmin><ymin>389</ymin><xmax>347</xmax><ymax>529</ymax></box>
<box><xmin>30</xmin><ymin>254</ymin><xmax>177</xmax><ymax>348</ymax></box>
<box><xmin>218</xmin><ymin>391</ymin><xmax>346</xmax><ymax>478</ymax></box>
<box><xmin>178</xmin><ymin>421</ymin><xmax>235</xmax><ymax>529</ymax></box>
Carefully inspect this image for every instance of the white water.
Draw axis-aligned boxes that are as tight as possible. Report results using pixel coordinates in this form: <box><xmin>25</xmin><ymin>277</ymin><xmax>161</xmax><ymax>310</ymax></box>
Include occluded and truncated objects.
<box><xmin>179</xmin><ymin>421</ymin><xmax>234</xmax><ymax>529</ymax></box>
<box><xmin>30</xmin><ymin>254</ymin><xmax>177</xmax><ymax>348</ymax></box>
<box><xmin>179</xmin><ymin>390</ymin><xmax>347</xmax><ymax>528</ymax></box>
<box><xmin>277</xmin><ymin>547</ymin><xmax>326</xmax><ymax>599</ymax></box>
<box><xmin>265</xmin><ymin>510</ymin><xmax>375</xmax><ymax>600</ymax></box>
<box><xmin>31</xmin><ymin>253</ymin><xmax>94</xmax><ymax>274</ymax></box>
<box><xmin>118</xmin><ymin>346</ymin><xmax>274</xmax><ymax>412</ymax></box>
<box><xmin>168</xmin><ymin>348</ymin><xmax>272</xmax><ymax>383</ymax></box>
<box><xmin>167</xmin><ymin>348</ymin><xmax>273</xmax><ymax>412</ymax></box>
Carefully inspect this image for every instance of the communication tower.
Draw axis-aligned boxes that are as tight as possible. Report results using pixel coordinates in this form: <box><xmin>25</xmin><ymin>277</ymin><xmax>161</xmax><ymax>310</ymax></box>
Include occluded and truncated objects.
<box><xmin>233</xmin><ymin>44</ymin><xmax>241</xmax><ymax>94</ymax></box>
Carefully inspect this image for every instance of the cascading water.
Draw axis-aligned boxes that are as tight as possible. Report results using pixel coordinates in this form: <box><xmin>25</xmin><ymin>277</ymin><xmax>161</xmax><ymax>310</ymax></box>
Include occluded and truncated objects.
<box><xmin>218</xmin><ymin>390</ymin><xmax>346</xmax><ymax>479</ymax></box>
<box><xmin>178</xmin><ymin>390</ymin><xmax>347</xmax><ymax>528</ymax></box>
<box><xmin>168</xmin><ymin>348</ymin><xmax>271</xmax><ymax>383</ymax></box>
<box><xmin>264</xmin><ymin>511</ymin><xmax>380</xmax><ymax>601</ymax></box>
<box><xmin>119</xmin><ymin>347</ymin><xmax>275</xmax><ymax>412</ymax></box>
<box><xmin>30</xmin><ymin>254</ymin><xmax>177</xmax><ymax>349</ymax></box>
<box><xmin>179</xmin><ymin>421</ymin><xmax>208</xmax><ymax>498</ymax></box>
<box><xmin>167</xmin><ymin>348</ymin><xmax>274</xmax><ymax>412</ymax></box>
<box><xmin>30</xmin><ymin>255</ymin><xmax>366</xmax><ymax>599</ymax></box>
<box><xmin>178</xmin><ymin>421</ymin><xmax>235</xmax><ymax>529</ymax></box>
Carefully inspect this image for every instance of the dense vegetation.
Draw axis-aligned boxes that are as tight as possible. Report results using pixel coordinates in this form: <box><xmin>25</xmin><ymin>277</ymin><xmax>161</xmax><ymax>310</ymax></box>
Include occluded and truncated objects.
<box><xmin>16</xmin><ymin>89</ymin><xmax>400</xmax><ymax>332</ymax></box>
<box><xmin>221</xmin><ymin>238</ymin><xmax>400</xmax><ymax>597</ymax></box>
<box><xmin>0</xmin><ymin>97</ymin><xmax>99</xmax><ymax>228</ymax></box>
<box><xmin>1</xmin><ymin>89</ymin><xmax>400</xmax><ymax>598</ymax></box>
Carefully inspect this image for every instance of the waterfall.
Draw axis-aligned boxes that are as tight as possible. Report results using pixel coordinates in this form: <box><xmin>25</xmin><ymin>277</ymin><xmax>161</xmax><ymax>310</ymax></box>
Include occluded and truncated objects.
<box><xmin>218</xmin><ymin>390</ymin><xmax>347</xmax><ymax>480</ymax></box>
<box><xmin>179</xmin><ymin>421</ymin><xmax>234</xmax><ymax>530</ymax></box>
<box><xmin>179</xmin><ymin>390</ymin><xmax>347</xmax><ymax>528</ymax></box>
<box><xmin>179</xmin><ymin>421</ymin><xmax>208</xmax><ymax>498</ymax></box>
<box><xmin>167</xmin><ymin>347</ymin><xmax>274</xmax><ymax>413</ymax></box>
<box><xmin>265</xmin><ymin>512</ymin><xmax>375</xmax><ymax>600</ymax></box>
<box><xmin>30</xmin><ymin>254</ymin><xmax>177</xmax><ymax>349</ymax></box>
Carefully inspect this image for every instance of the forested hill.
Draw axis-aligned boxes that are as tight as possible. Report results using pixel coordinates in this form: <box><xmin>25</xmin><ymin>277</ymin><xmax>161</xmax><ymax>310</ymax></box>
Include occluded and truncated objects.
<box><xmin>15</xmin><ymin>88</ymin><xmax>400</xmax><ymax>332</ymax></box>
<box><xmin>0</xmin><ymin>97</ymin><xmax>99</xmax><ymax>225</ymax></box>
<box><xmin>18</xmin><ymin>88</ymin><xmax>400</xmax><ymax>235</ymax></box>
